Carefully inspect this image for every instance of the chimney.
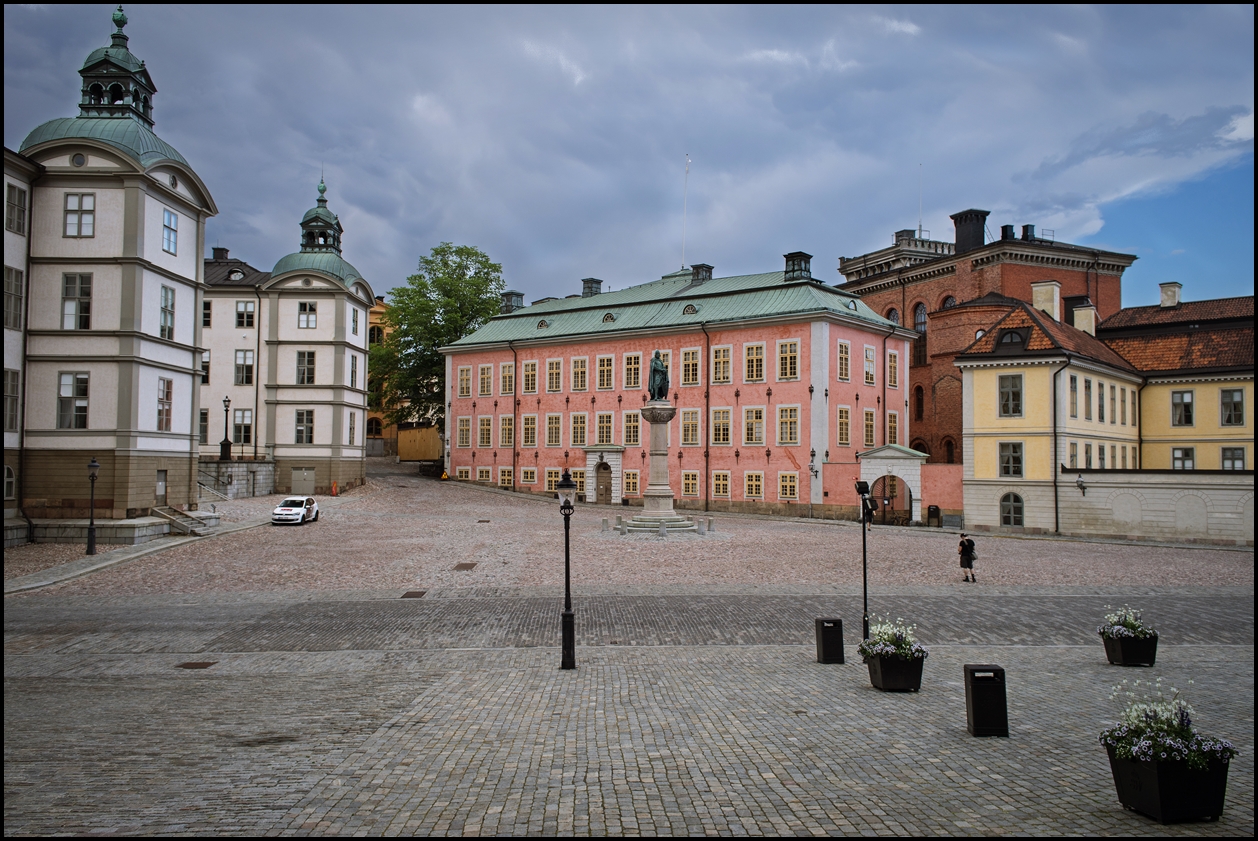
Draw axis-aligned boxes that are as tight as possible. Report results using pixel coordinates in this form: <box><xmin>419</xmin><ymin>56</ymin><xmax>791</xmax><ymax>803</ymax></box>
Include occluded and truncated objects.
<box><xmin>1159</xmin><ymin>282</ymin><xmax>1182</xmax><ymax>308</ymax></box>
<box><xmin>950</xmin><ymin>209</ymin><xmax>990</xmax><ymax>255</ymax></box>
<box><xmin>1001</xmin><ymin>224</ymin><xmax>1016</xmax><ymax>241</ymax></box>
<box><xmin>690</xmin><ymin>263</ymin><xmax>713</xmax><ymax>285</ymax></box>
<box><xmin>581</xmin><ymin>277</ymin><xmax>603</xmax><ymax>298</ymax></box>
<box><xmin>894</xmin><ymin>229</ymin><xmax>916</xmax><ymax>245</ymax></box>
<box><xmin>1021</xmin><ymin>224</ymin><xmax>1035</xmax><ymax>242</ymax></box>
<box><xmin>784</xmin><ymin>251</ymin><xmax>812</xmax><ymax>281</ymax></box>
<box><xmin>1030</xmin><ymin>281</ymin><xmax>1061</xmax><ymax>321</ymax></box>
<box><xmin>1074</xmin><ymin>303</ymin><xmax>1097</xmax><ymax>336</ymax></box>
<box><xmin>212</xmin><ymin>247</ymin><xmax>230</xmax><ymax>261</ymax></box>
<box><xmin>500</xmin><ymin>290</ymin><xmax>524</xmax><ymax>314</ymax></box>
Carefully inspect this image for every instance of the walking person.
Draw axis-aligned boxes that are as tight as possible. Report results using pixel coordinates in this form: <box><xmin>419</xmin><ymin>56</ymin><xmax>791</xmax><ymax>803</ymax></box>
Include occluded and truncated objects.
<box><xmin>958</xmin><ymin>532</ymin><xmax>977</xmax><ymax>582</ymax></box>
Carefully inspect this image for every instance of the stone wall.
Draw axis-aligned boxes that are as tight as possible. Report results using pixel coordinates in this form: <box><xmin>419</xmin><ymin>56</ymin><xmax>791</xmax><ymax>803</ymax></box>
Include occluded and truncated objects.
<box><xmin>197</xmin><ymin>459</ymin><xmax>275</xmax><ymax>499</ymax></box>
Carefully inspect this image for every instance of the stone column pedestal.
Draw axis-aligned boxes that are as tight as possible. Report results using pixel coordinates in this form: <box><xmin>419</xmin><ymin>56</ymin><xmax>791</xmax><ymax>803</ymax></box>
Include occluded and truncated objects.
<box><xmin>623</xmin><ymin>400</ymin><xmax>696</xmax><ymax>534</ymax></box>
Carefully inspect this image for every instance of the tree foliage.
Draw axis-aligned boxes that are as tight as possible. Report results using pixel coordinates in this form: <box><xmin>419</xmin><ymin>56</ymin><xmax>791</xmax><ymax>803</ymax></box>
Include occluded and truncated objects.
<box><xmin>372</xmin><ymin>243</ymin><xmax>504</xmax><ymax>429</ymax></box>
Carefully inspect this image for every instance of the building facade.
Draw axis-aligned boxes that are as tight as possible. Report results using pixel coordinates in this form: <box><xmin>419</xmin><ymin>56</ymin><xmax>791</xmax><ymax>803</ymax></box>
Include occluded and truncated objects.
<box><xmin>443</xmin><ymin>255</ymin><xmax>921</xmax><ymax>518</ymax></box>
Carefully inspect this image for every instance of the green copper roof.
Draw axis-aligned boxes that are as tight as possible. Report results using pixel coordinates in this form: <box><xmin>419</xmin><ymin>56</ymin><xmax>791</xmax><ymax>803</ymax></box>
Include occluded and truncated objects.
<box><xmin>20</xmin><ymin>116</ymin><xmax>188</xmax><ymax>167</ymax></box>
<box><xmin>271</xmin><ymin>250</ymin><xmax>363</xmax><ymax>286</ymax></box>
<box><xmin>448</xmin><ymin>270</ymin><xmax>901</xmax><ymax>348</ymax></box>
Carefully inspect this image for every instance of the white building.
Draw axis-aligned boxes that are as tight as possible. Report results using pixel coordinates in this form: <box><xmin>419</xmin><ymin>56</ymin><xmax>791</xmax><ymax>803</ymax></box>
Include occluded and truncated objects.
<box><xmin>4</xmin><ymin>149</ymin><xmax>39</xmax><ymax>527</ymax></box>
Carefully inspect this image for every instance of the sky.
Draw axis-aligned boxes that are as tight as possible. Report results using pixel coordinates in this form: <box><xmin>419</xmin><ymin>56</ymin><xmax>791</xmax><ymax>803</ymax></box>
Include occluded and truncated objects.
<box><xmin>4</xmin><ymin>5</ymin><xmax>1253</xmax><ymax>308</ymax></box>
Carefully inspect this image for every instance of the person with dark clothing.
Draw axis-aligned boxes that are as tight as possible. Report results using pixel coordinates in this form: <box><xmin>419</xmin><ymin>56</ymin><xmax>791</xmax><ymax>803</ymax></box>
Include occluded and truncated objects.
<box><xmin>958</xmin><ymin>533</ymin><xmax>976</xmax><ymax>582</ymax></box>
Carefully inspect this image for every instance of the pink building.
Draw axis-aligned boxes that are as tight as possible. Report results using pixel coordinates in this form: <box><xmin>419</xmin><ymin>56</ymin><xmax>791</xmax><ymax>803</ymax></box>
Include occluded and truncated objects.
<box><xmin>442</xmin><ymin>254</ymin><xmax>918</xmax><ymax>518</ymax></box>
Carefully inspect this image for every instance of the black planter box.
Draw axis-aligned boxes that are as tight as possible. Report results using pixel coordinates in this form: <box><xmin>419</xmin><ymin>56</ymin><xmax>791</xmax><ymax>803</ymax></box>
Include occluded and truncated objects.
<box><xmin>1107</xmin><ymin>746</ymin><xmax>1229</xmax><ymax>823</ymax></box>
<box><xmin>1103</xmin><ymin>635</ymin><xmax>1158</xmax><ymax>666</ymax></box>
<box><xmin>866</xmin><ymin>653</ymin><xmax>924</xmax><ymax>692</ymax></box>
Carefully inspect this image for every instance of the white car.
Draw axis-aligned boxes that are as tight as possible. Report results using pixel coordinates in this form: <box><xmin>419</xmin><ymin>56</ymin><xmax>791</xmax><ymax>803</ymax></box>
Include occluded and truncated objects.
<box><xmin>271</xmin><ymin>496</ymin><xmax>319</xmax><ymax>525</ymax></box>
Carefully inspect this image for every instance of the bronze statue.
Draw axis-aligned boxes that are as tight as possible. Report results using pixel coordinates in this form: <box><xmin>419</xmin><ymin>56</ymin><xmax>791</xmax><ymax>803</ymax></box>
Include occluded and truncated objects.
<box><xmin>648</xmin><ymin>350</ymin><xmax>669</xmax><ymax>401</ymax></box>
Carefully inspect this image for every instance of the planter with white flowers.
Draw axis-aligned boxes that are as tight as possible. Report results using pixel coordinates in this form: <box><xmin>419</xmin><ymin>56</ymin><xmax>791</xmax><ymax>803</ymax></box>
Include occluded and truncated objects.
<box><xmin>856</xmin><ymin>617</ymin><xmax>928</xmax><ymax>692</ymax></box>
<box><xmin>1098</xmin><ymin>605</ymin><xmax>1158</xmax><ymax>666</ymax></box>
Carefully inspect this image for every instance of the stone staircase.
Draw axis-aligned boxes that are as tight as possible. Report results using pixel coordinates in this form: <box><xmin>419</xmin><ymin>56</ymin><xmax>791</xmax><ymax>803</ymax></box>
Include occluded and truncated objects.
<box><xmin>152</xmin><ymin>506</ymin><xmax>212</xmax><ymax>536</ymax></box>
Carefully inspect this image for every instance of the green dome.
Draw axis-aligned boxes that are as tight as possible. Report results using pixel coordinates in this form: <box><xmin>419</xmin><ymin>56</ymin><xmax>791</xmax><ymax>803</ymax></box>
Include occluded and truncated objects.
<box><xmin>271</xmin><ymin>251</ymin><xmax>363</xmax><ymax>286</ymax></box>
<box><xmin>20</xmin><ymin>116</ymin><xmax>188</xmax><ymax>167</ymax></box>
<box><xmin>301</xmin><ymin>205</ymin><xmax>339</xmax><ymax>226</ymax></box>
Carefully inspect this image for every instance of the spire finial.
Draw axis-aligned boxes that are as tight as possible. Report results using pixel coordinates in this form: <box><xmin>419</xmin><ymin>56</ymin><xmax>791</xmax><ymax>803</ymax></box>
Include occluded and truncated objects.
<box><xmin>112</xmin><ymin>5</ymin><xmax>128</xmax><ymax>31</ymax></box>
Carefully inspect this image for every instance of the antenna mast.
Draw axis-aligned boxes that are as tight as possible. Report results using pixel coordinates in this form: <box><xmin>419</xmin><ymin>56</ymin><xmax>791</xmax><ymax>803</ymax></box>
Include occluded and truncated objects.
<box><xmin>682</xmin><ymin>153</ymin><xmax>691</xmax><ymax>269</ymax></box>
<box><xmin>917</xmin><ymin>163</ymin><xmax>923</xmax><ymax>239</ymax></box>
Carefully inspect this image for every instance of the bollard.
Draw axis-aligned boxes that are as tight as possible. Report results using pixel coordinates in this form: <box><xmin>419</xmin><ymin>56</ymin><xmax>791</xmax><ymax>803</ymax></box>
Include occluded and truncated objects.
<box><xmin>964</xmin><ymin>664</ymin><xmax>1009</xmax><ymax>736</ymax></box>
<box><xmin>815</xmin><ymin>618</ymin><xmax>845</xmax><ymax>664</ymax></box>
<box><xmin>696</xmin><ymin>520</ymin><xmax>706</xmax><ymax>535</ymax></box>
<box><xmin>616</xmin><ymin>515</ymin><xmax>622</xmax><ymax>527</ymax></box>
<box><xmin>658</xmin><ymin>522</ymin><xmax>667</xmax><ymax>538</ymax></box>
<box><xmin>708</xmin><ymin>517</ymin><xmax>715</xmax><ymax>532</ymax></box>
<box><xmin>602</xmin><ymin>517</ymin><xmax>609</xmax><ymax>532</ymax></box>
<box><xmin>620</xmin><ymin>521</ymin><xmax>627</xmax><ymax>536</ymax></box>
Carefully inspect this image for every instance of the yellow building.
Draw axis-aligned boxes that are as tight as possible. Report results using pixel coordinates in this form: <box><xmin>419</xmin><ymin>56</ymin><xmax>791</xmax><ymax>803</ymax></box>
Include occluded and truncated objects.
<box><xmin>366</xmin><ymin>296</ymin><xmax>396</xmax><ymax>455</ymax></box>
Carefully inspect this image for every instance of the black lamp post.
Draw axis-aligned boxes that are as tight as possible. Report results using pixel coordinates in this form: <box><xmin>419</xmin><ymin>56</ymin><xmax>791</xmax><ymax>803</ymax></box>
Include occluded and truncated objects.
<box><xmin>86</xmin><ymin>457</ymin><xmax>100</xmax><ymax>555</ymax></box>
<box><xmin>556</xmin><ymin>468</ymin><xmax>578</xmax><ymax>670</ymax></box>
<box><xmin>855</xmin><ymin>480</ymin><xmax>873</xmax><ymax>639</ymax></box>
<box><xmin>219</xmin><ymin>395</ymin><xmax>232</xmax><ymax>461</ymax></box>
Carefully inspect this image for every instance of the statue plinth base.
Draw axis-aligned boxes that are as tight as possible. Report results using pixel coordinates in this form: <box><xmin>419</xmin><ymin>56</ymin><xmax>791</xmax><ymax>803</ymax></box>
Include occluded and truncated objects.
<box><xmin>624</xmin><ymin>399</ymin><xmax>696</xmax><ymax>534</ymax></box>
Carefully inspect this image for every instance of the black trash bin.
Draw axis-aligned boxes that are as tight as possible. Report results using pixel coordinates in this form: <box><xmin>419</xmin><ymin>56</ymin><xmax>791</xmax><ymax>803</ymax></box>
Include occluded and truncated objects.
<box><xmin>964</xmin><ymin>664</ymin><xmax>1008</xmax><ymax>736</ymax></box>
<box><xmin>815</xmin><ymin>618</ymin><xmax>845</xmax><ymax>664</ymax></box>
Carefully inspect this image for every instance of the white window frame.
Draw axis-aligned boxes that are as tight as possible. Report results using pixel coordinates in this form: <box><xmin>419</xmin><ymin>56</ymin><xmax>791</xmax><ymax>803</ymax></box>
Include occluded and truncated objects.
<box><xmin>711</xmin><ymin>345</ymin><xmax>732</xmax><ymax>384</ymax></box>
<box><xmin>778</xmin><ymin>471</ymin><xmax>799</xmax><ymax>501</ymax></box>
<box><xmin>776</xmin><ymin>339</ymin><xmax>800</xmax><ymax>382</ymax></box>
<box><xmin>521</xmin><ymin>414</ymin><xmax>538</xmax><ymax>447</ymax></box>
<box><xmin>458</xmin><ymin>366</ymin><xmax>472</xmax><ymax>398</ymax></box>
<box><xmin>744</xmin><ymin>471</ymin><xmax>764</xmax><ymax>499</ymax></box>
<box><xmin>681</xmin><ymin>347</ymin><xmax>702</xmax><ymax>386</ymax></box>
<box><xmin>162</xmin><ymin>208</ymin><xmax>178</xmax><ymax>255</ymax></box>
<box><xmin>596</xmin><ymin>355</ymin><xmax>614</xmax><ymax>390</ymax></box>
<box><xmin>545</xmin><ymin>413</ymin><xmax>562</xmax><ymax>447</ymax></box>
<box><xmin>298</xmin><ymin>301</ymin><xmax>317</xmax><ymax>329</ymax></box>
<box><xmin>623</xmin><ymin>411</ymin><xmax>640</xmax><ymax>446</ymax></box>
<box><xmin>500</xmin><ymin>362</ymin><xmax>515</xmax><ymax>395</ymax></box>
<box><xmin>712</xmin><ymin>470</ymin><xmax>731</xmax><ymax>497</ymax></box>
<box><xmin>522</xmin><ymin>360</ymin><xmax>538</xmax><ymax>394</ymax></box>
<box><xmin>570</xmin><ymin>412</ymin><xmax>588</xmax><ymax>446</ymax></box>
<box><xmin>744</xmin><ymin>342</ymin><xmax>766</xmax><ymax>383</ymax></box>
<box><xmin>743</xmin><ymin>405</ymin><xmax>766</xmax><ymax>446</ymax></box>
<box><xmin>624</xmin><ymin>353</ymin><xmax>642</xmax><ymax>389</ymax></box>
<box><xmin>863</xmin><ymin>346</ymin><xmax>876</xmax><ymax>386</ymax></box>
<box><xmin>837</xmin><ymin>341</ymin><xmax>851</xmax><ymax>382</ymax></box>
<box><xmin>456</xmin><ymin>416</ymin><xmax>471</xmax><ymax>448</ymax></box>
<box><xmin>837</xmin><ymin>405</ymin><xmax>851</xmax><ymax>447</ymax></box>
<box><xmin>776</xmin><ymin>404</ymin><xmax>800</xmax><ymax>446</ymax></box>
<box><xmin>710</xmin><ymin>407</ymin><xmax>732</xmax><ymax>446</ymax></box>
<box><xmin>571</xmin><ymin>357</ymin><xmax>588</xmax><ymax>392</ymax></box>
<box><xmin>681</xmin><ymin>409</ymin><xmax>700</xmax><ymax>446</ymax></box>
<box><xmin>547</xmin><ymin>359</ymin><xmax>563</xmax><ymax>393</ymax></box>
<box><xmin>479</xmin><ymin>364</ymin><xmax>493</xmax><ymax>397</ymax></box>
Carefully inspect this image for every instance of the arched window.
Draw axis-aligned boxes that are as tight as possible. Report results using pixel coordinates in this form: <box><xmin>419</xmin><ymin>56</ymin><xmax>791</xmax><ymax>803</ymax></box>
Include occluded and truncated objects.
<box><xmin>886</xmin><ymin>308</ymin><xmax>900</xmax><ymax>325</ymax></box>
<box><xmin>914</xmin><ymin>386</ymin><xmax>924</xmax><ymax>421</ymax></box>
<box><xmin>914</xmin><ymin>303</ymin><xmax>927</xmax><ymax>333</ymax></box>
<box><xmin>944</xmin><ymin>439</ymin><xmax>955</xmax><ymax>464</ymax></box>
<box><xmin>1000</xmin><ymin>493</ymin><xmax>1024</xmax><ymax>527</ymax></box>
<box><xmin>89</xmin><ymin>84</ymin><xmax>104</xmax><ymax>105</ymax></box>
<box><xmin>3</xmin><ymin>465</ymin><xmax>14</xmax><ymax>500</ymax></box>
<box><xmin>603</xmin><ymin>313</ymin><xmax>616</xmax><ymax>323</ymax></box>
<box><xmin>942</xmin><ymin>296</ymin><xmax>957</xmax><ymax>309</ymax></box>
<box><xmin>109</xmin><ymin>83</ymin><xmax>125</xmax><ymax>104</ymax></box>
<box><xmin>537</xmin><ymin>319</ymin><xmax>548</xmax><ymax>329</ymax></box>
<box><xmin>367</xmin><ymin>417</ymin><xmax>383</xmax><ymax>438</ymax></box>
<box><xmin>682</xmin><ymin>304</ymin><xmax>698</xmax><ymax>315</ymax></box>
<box><xmin>998</xmin><ymin>330</ymin><xmax>1025</xmax><ymax>348</ymax></box>
<box><xmin>911</xmin><ymin>439</ymin><xmax>930</xmax><ymax>457</ymax></box>
<box><xmin>369</xmin><ymin>326</ymin><xmax>384</xmax><ymax>345</ymax></box>
<box><xmin>913</xmin><ymin>303</ymin><xmax>928</xmax><ymax>366</ymax></box>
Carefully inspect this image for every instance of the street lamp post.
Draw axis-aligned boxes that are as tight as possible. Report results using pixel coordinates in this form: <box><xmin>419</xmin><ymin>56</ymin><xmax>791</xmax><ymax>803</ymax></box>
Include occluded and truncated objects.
<box><xmin>86</xmin><ymin>457</ymin><xmax>100</xmax><ymax>555</ymax></box>
<box><xmin>855</xmin><ymin>480</ymin><xmax>873</xmax><ymax>639</ymax></box>
<box><xmin>556</xmin><ymin>468</ymin><xmax>578</xmax><ymax>670</ymax></box>
<box><xmin>220</xmin><ymin>395</ymin><xmax>232</xmax><ymax>461</ymax></box>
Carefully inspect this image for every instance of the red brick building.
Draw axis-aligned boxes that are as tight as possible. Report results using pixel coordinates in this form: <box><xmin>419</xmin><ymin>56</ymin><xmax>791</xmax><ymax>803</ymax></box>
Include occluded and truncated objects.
<box><xmin>837</xmin><ymin>211</ymin><xmax>1137</xmax><ymax>463</ymax></box>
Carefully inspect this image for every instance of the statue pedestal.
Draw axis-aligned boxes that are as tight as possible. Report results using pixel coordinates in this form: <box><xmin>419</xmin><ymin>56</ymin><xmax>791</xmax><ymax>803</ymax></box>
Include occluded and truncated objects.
<box><xmin>625</xmin><ymin>400</ymin><xmax>696</xmax><ymax>534</ymax></box>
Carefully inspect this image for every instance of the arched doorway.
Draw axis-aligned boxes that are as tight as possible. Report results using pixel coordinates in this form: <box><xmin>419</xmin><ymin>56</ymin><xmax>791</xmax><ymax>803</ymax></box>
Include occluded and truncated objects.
<box><xmin>870</xmin><ymin>475</ymin><xmax>912</xmax><ymax>526</ymax></box>
<box><xmin>595</xmin><ymin>460</ymin><xmax>613</xmax><ymax>505</ymax></box>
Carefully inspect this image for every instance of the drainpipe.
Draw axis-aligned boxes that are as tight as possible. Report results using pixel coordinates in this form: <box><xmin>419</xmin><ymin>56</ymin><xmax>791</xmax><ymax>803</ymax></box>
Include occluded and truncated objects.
<box><xmin>1051</xmin><ymin>356</ymin><xmax>1071</xmax><ymax>534</ymax></box>
<box><xmin>253</xmin><ymin>286</ymin><xmax>262</xmax><ymax>461</ymax></box>
<box><xmin>1135</xmin><ymin>379</ymin><xmax>1146</xmax><ymax>469</ymax></box>
<box><xmin>18</xmin><ymin>182</ymin><xmax>34</xmax><ymax>542</ymax></box>
<box><xmin>509</xmin><ymin>340</ymin><xmax>518</xmax><ymax>491</ymax></box>
<box><xmin>700</xmin><ymin>322</ymin><xmax>711</xmax><ymax>512</ymax></box>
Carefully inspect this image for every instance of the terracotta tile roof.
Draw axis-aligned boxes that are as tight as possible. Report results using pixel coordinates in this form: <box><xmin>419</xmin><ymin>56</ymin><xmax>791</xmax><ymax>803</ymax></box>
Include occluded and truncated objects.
<box><xmin>1099</xmin><ymin>296</ymin><xmax>1253</xmax><ymax>330</ymax></box>
<box><xmin>1104</xmin><ymin>327</ymin><xmax>1254</xmax><ymax>374</ymax></box>
<box><xmin>958</xmin><ymin>302</ymin><xmax>1138</xmax><ymax>372</ymax></box>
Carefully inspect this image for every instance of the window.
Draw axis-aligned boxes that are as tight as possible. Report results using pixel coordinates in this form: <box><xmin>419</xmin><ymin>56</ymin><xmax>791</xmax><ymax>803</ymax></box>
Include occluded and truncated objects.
<box><xmin>624</xmin><ymin>354</ymin><xmax>641</xmax><ymax>389</ymax></box>
<box><xmin>1000</xmin><ymin>493</ymin><xmax>1024</xmax><ymax>527</ymax></box>
<box><xmin>522</xmin><ymin>361</ymin><xmax>537</xmax><ymax>394</ymax></box>
<box><xmin>777</xmin><ymin>341</ymin><xmax>798</xmax><ymax>380</ymax></box>
<box><xmin>778</xmin><ymin>406</ymin><xmax>798</xmax><ymax>444</ymax></box>
<box><xmin>546</xmin><ymin>414</ymin><xmax>561</xmax><ymax>446</ymax></box>
<box><xmin>837</xmin><ymin>407</ymin><xmax>850</xmax><ymax>446</ymax></box>
<box><xmin>57</xmin><ymin>373</ymin><xmax>88</xmax><ymax>428</ymax></box>
<box><xmin>522</xmin><ymin>468</ymin><xmax>537</xmax><ymax>484</ymax></box>
<box><xmin>1222</xmin><ymin>448</ymin><xmax>1245</xmax><ymax>471</ymax></box>
<box><xmin>499</xmin><ymin>467</ymin><xmax>513</xmax><ymax>487</ymax></box>
<box><xmin>298</xmin><ymin>301</ymin><xmax>316</xmax><ymax>329</ymax></box>
<box><xmin>1084</xmin><ymin>379</ymin><xmax>1093</xmax><ymax>420</ymax></box>
<box><xmin>999</xmin><ymin>442</ymin><xmax>1023</xmax><ymax>477</ymax></box>
<box><xmin>4</xmin><ymin>369</ymin><xmax>19</xmax><ymax>431</ymax></box>
<box><xmin>478</xmin><ymin>467</ymin><xmax>492</xmax><ymax>482</ymax></box>
<box><xmin>295</xmin><ymin>410</ymin><xmax>314</xmax><ymax>444</ymax></box>
<box><xmin>351</xmin><ymin>308</ymin><xmax>359</xmax><ymax>336</ymax></box>
<box><xmin>458</xmin><ymin>366</ymin><xmax>472</xmax><ymax>398</ymax></box>
<box><xmin>479</xmin><ymin>365</ymin><xmax>492</xmax><ymax>396</ymax></box>
<box><xmin>547</xmin><ymin>360</ymin><xmax>562</xmax><ymax>392</ymax></box>
<box><xmin>1120</xmin><ymin>387</ymin><xmax>1127</xmax><ymax>425</ymax></box>
<box><xmin>1110</xmin><ymin>385</ymin><xmax>1117</xmax><ymax>425</ymax></box>
<box><xmin>711</xmin><ymin>409</ymin><xmax>731</xmax><ymax>444</ymax></box>
<box><xmin>779</xmin><ymin>472</ymin><xmax>798</xmax><ymax>500</ymax></box>
<box><xmin>1098</xmin><ymin>446</ymin><xmax>1106</xmax><ymax>470</ymax></box>
<box><xmin>572</xmin><ymin>358</ymin><xmax>587</xmax><ymax>391</ymax></box>
<box><xmin>658</xmin><ymin>351</ymin><xmax>670</xmax><ymax>379</ymax></box>
<box><xmin>914</xmin><ymin>386</ymin><xmax>924</xmax><ymax>422</ymax></box>
<box><xmin>545</xmin><ymin>468</ymin><xmax>561</xmax><ymax>492</ymax></box>
<box><xmin>999</xmin><ymin>375</ymin><xmax>1022</xmax><ymax>417</ymax></box>
<box><xmin>682</xmin><ymin>349</ymin><xmax>700</xmax><ymax>385</ymax></box>
<box><xmin>942</xmin><ymin>296</ymin><xmax>957</xmax><ymax>309</ymax></box>
<box><xmin>837</xmin><ymin>342</ymin><xmax>850</xmax><ymax>382</ymax></box>
<box><xmin>683</xmin><ymin>471</ymin><xmax>699</xmax><ymax>496</ymax></box>
<box><xmin>571</xmin><ymin>414</ymin><xmax>587</xmax><ymax>446</ymax></box>
<box><xmin>1172</xmin><ymin>447</ymin><xmax>1194</xmax><ymax>470</ymax></box>
<box><xmin>745</xmin><ymin>471</ymin><xmax>763</xmax><ymax>498</ymax></box>
<box><xmin>745</xmin><ymin>344</ymin><xmax>764</xmax><ymax>382</ymax></box>
<box><xmin>1070</xmin><ymin>375</ymin><xmax>1078</xmax><ymax>418</ymax></box>
<box><xmin>1069</xmin><ymin>441</ymin><xmax>1077</xmax><ymax>469</ymax></box>
<box><xmin>864</xmin><ymin>347</ymin><xmax>876</xmax><ymax>385</ymax></box>
<box><xmin>202</xmin><ymin>300</ymin><xmax>212</xmax><ymax>328</ymax></box>
<box><xmin>713</xmin><ymin>471</ymin><xmax>730</xmax><ymax>497</ymax></box>
<box><xmin>151</xmin><ymin>377</ymin><xmax>172</xmax><ymax>431</ymax></box>
<box><xmin>888</xmin><ymin>352</ymin><xmax>898</xmax><ymax>388</ymax></box>
<box><xmin>62</xmin><ymin>273</ymin><xmax>91</xmax><ymax>330</ymax></box>
<box><xmin>500</xmin><ymin>415</ymin><xmax>515</xmax><ymax>447</ymax></box>
<box><xmin>597</xmin><ymin>412</ymin><xmax>613</xmax><ymax>445</ymax></box>
<box><xmin>350</xmin><ymin>355</ymin><xmax>358</xmax><ymax>389</ymax></box>
<box><xmin>64</xmin><ymin>193</ymin><xmax>95</xmax><ymax>237</ymax></box>
<box><xmin>1221</xmin><ymin>389</ymin><xmax>1245</xmax><ymax>426</ymax></box>
<box><xmin>479</xmin><ymin>416</ymin><xmax>492</xmax><ymax>447</ymax></box>
<box><xmin>3</xmin><ymin>465</ymin><xmax>11</xmax><ymax>500</ymax></box>
<box><xmin>1085</xmin><ymin>443</ymin><xmax>1093</xmax><ymax>469</ymax></box>
<box><xmin>159</xmin><ymin>286</ymin><xmax>175</xmax><ymax>340</ymax></box>
<box><xmin>297</xmin><ymin>351</ymin><xmax>316</xmax><ymax>385</ymax></box>
<box><xmin>162</xmin><ymin>209</ymin><xmax>178</xmax><ymax>254</ymax></box>
<box><xmin>744</xmin><ymin>407</ymin><xmax>764</xmax><ymax>445</ymax></box>
<box><xmin>597</xmin><ymin>356</ymin><xmax>613</xmax><ymax>390</ymax></box>
<box><xmin>6</xmin><ymin>184</ymin><xmax>27</xmax><ymax>235</ymax></box>
<box><xmin>886</xmin><ymin>308</ymin><xmax>899</xmax><ymax>325</ymax></box>
<box><xmin>624</xmin><ymin>411</ymin><xmax>640</xmax><ymax>446</ymax></box>
<box><xmin>456</xmin><ymin>467</ymin><xmax>471</xmax><ymax>481</ymax></box>
<box><xmin>498</xmin><ymin>363</ymin><xmax>513</xmax><ymax>395</ymax></box>
<box><xmin>1171</xmin><ymin>391</ymin><xmax>1193</xmax><ymax>426</ymax></box>
<box><xmin>348</xmin><ymin>412</ymin><xmax>356</xmax><ymax>445</ymax></box>
<box><xmin>712</xmin><ymin>347</ymin><xmax>731</xmax><ymax>383</ymax></box>
<box><xmin>913</xmin><ymin>303</ymin><xmax>927</xmax><ymax>366</ymax></box>
<box><xmin>887</xmin><ymin>412</ymin><xmax>898</xmax><ymax>445</ymax></box>
<box><xmin>522</xmin><ymin>415</ymin><xmax>537</xmax><ymax>446</ymax></box>
<box><xmin>369</xmin><ymin>325</ymin><xmax>384</xmax><ymax>345</ymax></box>
<box><xmin>624</xmin><ymin>470</ymin><xmax>639</xmax><ymax>495</ymax></box>
<box><xmin>864</xmin><ymin>409</ymin><xmax>875</xmax><ymax>447</ymax></box>
<box><xmin>457</xmin><ymin>417</ymin><xmax>471</xmax><ymax>447</ymax></box>
<box><xmin>367</xmin><ymin>417</ymin><xmax>383</xmax><ymax>437</ymax></box>
<box><xmin>573</xmin><ymin>470</ymin><xmax>586</xmax><ymax>496</ymax></box>
<box><xmin>1121</xmin><ymin>446</ymin><xmax>1127</xmax><ymax>469</ymax></box>
<box><xmin>234</xmin><ymin>350</ymin><xmax>254</xmax><ymax>385</ymax></box>
<box><xmin>680</xmin><ymin>409</ymin><xmax>699</xmax><ymax>445</ymax></box>
<box><xmin>235</xmin><ymin>300</ymin><xmax>254</xmax><ymax>328</ymax></box>
<box><xmin>4</xmin><ymin>266</ymin><xmax>23</xmax><ymax>330</ymax></box>
<box><xmin>233</xmin><ymin>409</ymin><xmax>253</xmax><ymax>444</ymax></box>
<box><xmin>1131</xmin><ymin>390</ymin><xmax>1138</xmax><ymax>427</ymax></box>
<box><xmin>199</xmin><ymin>408</ymin><xmax>208</xmax><ymax>444</ymax></box>
<box><xmin>1097</xmin><ymin>381</ymin><xmax>1105</xmax><ymax>423</ymax></box>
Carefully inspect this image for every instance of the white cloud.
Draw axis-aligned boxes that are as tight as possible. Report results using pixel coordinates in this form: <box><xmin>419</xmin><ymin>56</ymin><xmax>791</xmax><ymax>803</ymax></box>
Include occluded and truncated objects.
<box><xmin>521</xmin><ymin>40</ymin><xmax>587</xmax><ymax>86</ymax></box>
<box><xmin>872</xmin><ymin>16</ymin><xmax>921</xmax><ymax>36</ymax></box>
<box><xmin>744</xmin><ymin>49</ymin><xmax>807</xmax><ymax>66</ymax></box>
<box><xmin>1219</xmin><ymin>111</ymin><xmax>1254</xmax><ymax>142</ymax></box>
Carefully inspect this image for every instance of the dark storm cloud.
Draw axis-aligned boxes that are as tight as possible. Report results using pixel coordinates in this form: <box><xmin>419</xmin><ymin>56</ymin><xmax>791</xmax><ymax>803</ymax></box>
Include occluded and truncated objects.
<box><xmin>4</xmin><ymin>4</ymin><xmax>1253</xmax><ymax>300</ymax></box>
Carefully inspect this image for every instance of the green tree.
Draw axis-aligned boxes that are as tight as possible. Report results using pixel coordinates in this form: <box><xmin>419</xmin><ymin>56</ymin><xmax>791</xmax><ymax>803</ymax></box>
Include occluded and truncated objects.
<box><xmin>373</xmin><ymin>243</ymin><xmax>504</xmax><ymax>429</ymax></box>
